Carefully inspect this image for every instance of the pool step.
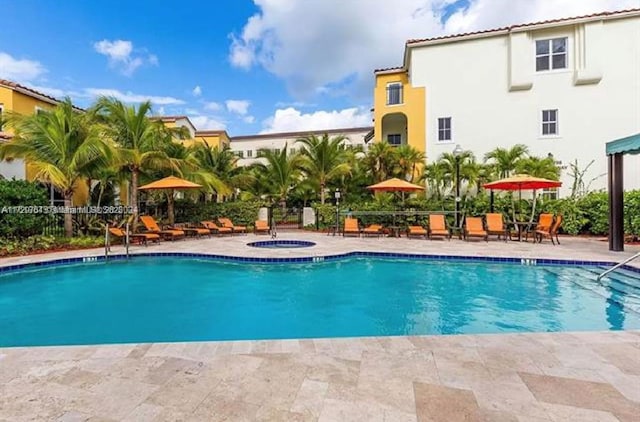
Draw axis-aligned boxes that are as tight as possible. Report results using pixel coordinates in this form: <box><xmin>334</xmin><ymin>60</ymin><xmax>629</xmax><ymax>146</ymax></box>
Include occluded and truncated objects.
<box><xmin>543</xmin><ymin>267</ymin><xmax>640</xmax><ymax>314</ymax></box>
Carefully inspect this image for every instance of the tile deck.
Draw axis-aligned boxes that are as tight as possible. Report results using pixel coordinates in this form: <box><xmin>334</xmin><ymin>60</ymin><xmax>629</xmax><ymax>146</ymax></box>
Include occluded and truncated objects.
<box><xmin>1</xmin><ymin>232</ymin><xmax>639</xmax><ymax>421</ymax></box>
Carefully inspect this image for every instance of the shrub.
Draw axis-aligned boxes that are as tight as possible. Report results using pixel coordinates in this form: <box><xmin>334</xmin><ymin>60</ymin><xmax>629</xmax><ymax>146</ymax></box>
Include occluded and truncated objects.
<box><xmin>0</xmin><ymin>180</ymin><xmax>50</xmax><ymax>238</ymax></box>
<box><xmin>174</xmin><ymin>199</ymin><xmax>265</xmax><ymax>227</ymax></box>
<box><xmin>578</xmin><ymin>191</ymin><xmax>608</xmax><ymax>235</ymax></box>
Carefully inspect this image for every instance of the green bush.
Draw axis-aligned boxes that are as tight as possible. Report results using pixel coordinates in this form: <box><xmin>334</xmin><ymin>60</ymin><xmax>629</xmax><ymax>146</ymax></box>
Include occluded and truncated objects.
<box><xmin>174</xmin><ymin>199</ymin><xmax>265</xmax><ymax>227</ymax></box>
<box><xmin>313</xmin><ymin>203</ymin><xmax>337</xmax><ymax>228</ymax></box>
<box><xmin>0</xmin><ymin>180</ymin><xmax>50</xmax><ymax>238</ymax></box>
<box><xmin>578</xmin><ymin>191</ymin><xmax>608</xmax><ymax>235</ymax></box>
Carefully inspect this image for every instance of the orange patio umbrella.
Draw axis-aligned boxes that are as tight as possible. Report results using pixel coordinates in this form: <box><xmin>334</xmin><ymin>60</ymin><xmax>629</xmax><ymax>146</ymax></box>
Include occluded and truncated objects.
<box><xmin>139</xmin><ymin>176</ymin><xmax>202</xmax><ymax>225</ymax></box>
<box><xmin>366</xmin><ymin>178</ymin><xmax>425</xmax><ymax>193</ymax></box>
<box><xmin>483</xmin><ymin>174</ymin><xmax>562</xmax><ymax>220</ymax></box>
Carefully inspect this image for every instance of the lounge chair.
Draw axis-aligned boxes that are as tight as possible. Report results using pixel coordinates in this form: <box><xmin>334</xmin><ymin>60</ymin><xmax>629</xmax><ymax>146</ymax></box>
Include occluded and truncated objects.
<box><xmin>362</xmin><ymin>224</ymin><xmax>383</xmax><ymax>237</ymax></box>
<box><xmin>201</xmin><ymin>220</ymin><xmax>233</xmax><ymax>236</ymax></box>
<box><xmin>254</xmin><ymin>220</ymin><xmax>270</xmax><ymax>235</ymax></box>
<box><xmin>169</xmin><ymin>223</ymin><xmax>210</xmax><ymax>237</ymax></box>
<box><xmin>407</xmin><ymin>225</ymin><xmax>427</xmax><ymax>238</ymax></box>
<box><xmin>139</xmin><ymin>216</ymin><xmax>185</xmax><ymax>240</ymax></box>
<box><xmin>218</xmin><ymin>217</ymin><xmax>247</xmax><ymax>235</ymax></box>
<box><xmin>343</xmin><ymin>217</ymin><xmax>361</xmax><ymax>237</ymax></box>
<box><xmin>536</xmin><ymin>215</ymin><xmax>563</xmax><ymax>245</ymax></box>
<box><xmin>464</xmin><ymin>217</ymin><xmax>488</xmax><ymax>241</ymax></box>
<box><xmin>428</xmin><ymin>214</ymin><xmax>451</xmax><ymax>240</ymax></box>
<box><xmin>108</xmin><ymin>227</ymin><xmax>160</xmax><ymax>246</ymax></box>
<box><xmin>486</xmin><ymin>213</ymin><xmax>507</xmax><ymax>241</ymax></box>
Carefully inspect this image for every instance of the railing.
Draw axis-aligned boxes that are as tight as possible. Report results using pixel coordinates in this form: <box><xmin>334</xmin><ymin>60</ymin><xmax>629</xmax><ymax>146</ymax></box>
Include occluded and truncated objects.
<box><xmin>597</xmin><ymin>251</ymin><xmax>640</xmax><ymax>281</ymax></box>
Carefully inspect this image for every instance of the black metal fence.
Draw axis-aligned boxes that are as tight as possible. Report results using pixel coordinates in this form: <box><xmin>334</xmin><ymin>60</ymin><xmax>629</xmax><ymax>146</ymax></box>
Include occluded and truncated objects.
<box><xmin>40</xmin><ymin>212</ymin><xmax>131</xmax><ymax>237</ymax></box>
<box><xmin>268</xmin><ymin>207</ymin><xmax>303</xmax><ymax>230</ymax></box>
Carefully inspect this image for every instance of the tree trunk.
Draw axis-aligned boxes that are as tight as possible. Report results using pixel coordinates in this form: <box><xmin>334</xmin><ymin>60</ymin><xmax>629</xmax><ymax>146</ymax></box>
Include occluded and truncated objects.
<box><xmin>64</xmin><ymin>192</ymin><xmax>73</xmax><ymax>238</ymax></box>
<box><xmin>529</xmin><ymin>189</ymin><xmax>538</xmax><ymax>224</ymax></box>
<box><xmin>167</xmin><ymin>190</ymin><xmax>175</xmax><ymax>225</ymax></box>
<box><xmin>131</xmin><ymin>169</ymin><xmax>139</xmax><ymax>231</ymax></box>
<box><xmin>320</xmin><ymin>180</ymin><xmax>325</xmax><ymax>204</ymax></box>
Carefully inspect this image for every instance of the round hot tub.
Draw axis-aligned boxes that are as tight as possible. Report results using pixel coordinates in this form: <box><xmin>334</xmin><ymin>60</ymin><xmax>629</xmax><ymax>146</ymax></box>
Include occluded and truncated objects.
<box><xmin>247</xmin><ymin>240</ymin><xmax>316</xmax><ymax>249</ymax></box>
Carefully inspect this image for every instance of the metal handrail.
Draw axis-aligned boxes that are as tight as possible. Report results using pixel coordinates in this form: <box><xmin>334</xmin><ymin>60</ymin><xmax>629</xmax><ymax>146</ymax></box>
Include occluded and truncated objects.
<box><xmin>597</xmin><ymin>251</ymin><xmax>640</xmax><ymax>281</ymax></box>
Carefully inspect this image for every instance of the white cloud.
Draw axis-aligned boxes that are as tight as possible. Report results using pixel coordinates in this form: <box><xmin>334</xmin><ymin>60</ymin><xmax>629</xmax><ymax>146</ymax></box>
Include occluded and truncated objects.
<box><xmin>243</xmin><ymin>115</ymin><xmax>256</xmax><ymax>124</ymax></box>
<box><xmin>189</xmin><ymin>115</ymin><xmax>227</xmax><ymax>130</ymax></box>
<box><xmin>204</xmin><ymin>101</ymin><xmax>222</xmax><ymax>111</ymax></box>
<box><xmin>192</xmin><ymin>85</ymin><xmax>202</xmax><ymax>96</ymax></box>
<box><xmin>225</xmin><ymin>99</ymin><xmax>251</xmax><ymax>115</ymax></box>
<box><xmin>93</xmin><ymin>39</ymin><xmax>158</xmax><ymax>76</ymax></box>
<box><xmin>229</xmin><ymin>0</ymin><xmax>639</xmax><ymax>98</ymax></box>
<box><xmin>85</xmin><ymin>88</ymin><xmax>185</xmax><ymax>105</ymax></box>
<box><xmin>0</xmin><ymin>52</ymin><xmax>47</xmax><ymax>81</ymax></box>
<box><xmin>260</xmin><ymin>107</ymin><xmax>371</xmax><ymax>134</ymax></box>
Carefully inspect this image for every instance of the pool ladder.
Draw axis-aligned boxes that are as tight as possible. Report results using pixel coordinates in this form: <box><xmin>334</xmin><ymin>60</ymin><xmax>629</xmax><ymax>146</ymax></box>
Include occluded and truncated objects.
<box><xmin>597</xmin><ymin>251</ymin><xmax>640</xmax><ymax>281</ymax></box>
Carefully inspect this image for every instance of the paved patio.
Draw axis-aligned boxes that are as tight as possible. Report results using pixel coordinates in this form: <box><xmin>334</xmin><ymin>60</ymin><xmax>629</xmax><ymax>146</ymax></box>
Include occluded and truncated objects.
<box><xmin>1</xmin><ymin>233</ymin><xmax>639</xmax><ymax>421</ymax></box>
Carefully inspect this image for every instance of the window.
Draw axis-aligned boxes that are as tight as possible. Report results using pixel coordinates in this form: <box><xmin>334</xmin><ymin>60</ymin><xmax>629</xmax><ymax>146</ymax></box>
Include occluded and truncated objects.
<box><xmin>289</xmin><ymin>147</ymin><xmax>296</xmax><ymax>154</ymax></box>
<box><xmin>438</xmin><ymin>117</ymin><xmax>452</xmax><ymax>142</ymax></box>
<box><xmin>542</xmin><ymin>109</ymin><xmax>559</xmax><ymax>136</ymax></box>
<box><xmin>536</xmin><ymin>38</ymin><xmax>567</xmax><ymax>72</ymax></box>
<box><xmin>0</xmin><ymin>104</ymin><xmax>3</xmax><ymax>131</ymax></box>
<box><xmin>236</xmin><ymin>151</ymin><xmax>244</xmax><ymax>158</ymax></box>
<box><xmin>387</xmin><ymin>134</ymin><xmax>402</xmax><ymax>146</ymax></box>
<box><xmin>386</xmin><ymin>83</ymin><xmax>403</xmax><ymax>105</ymax></box>
<box><xmin>541</xmin><ymin>188</ymin><xmax>559</xmax><ymax>200</ymax></box>
<box><xmin>246</xmin><ymin>150</ymin><xmax>253</xmax><ymax>158</ymax></box>
<box><xmin>274</xmin><ymin>148</ymin><xmax>280</xmax><ymax>154</ymax></box>
<box><xmin>35</xmin><ymin>106</ymin><xmax>48</xmax><ymax>115</ymax></box>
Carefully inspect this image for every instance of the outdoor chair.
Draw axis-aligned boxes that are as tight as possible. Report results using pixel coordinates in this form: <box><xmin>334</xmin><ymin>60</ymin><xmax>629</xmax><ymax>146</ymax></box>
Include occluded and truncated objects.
<box><xmin>525</xmin><ymin>213</ymin><xmax>554</xmax><ymax>241</ymax></box>
<box><xmin>485</xmin><ymin>213</ymin><xmax>508</xmax><ymax>241</ymax></box>
<box><xmin>428</xmin><ymin>214</ymin><xmax>451</xmax><ymax>240</ymax></box>
<box><xmin>464</xmin><ymin>217</ymin><xmax>488</xmax><ymax>241</ymax></box>
<box><xmin>218</xmin><ymin>217</ymin><xmax>247</xmax><ymax>234</ymax></box>
<box><xmin>362</xmin><ymin>224</ymin><xmax>384</xmax><ymax>237</ymax></box>
<box><xmin>254</xmin><ymin>220</ymin><xmax>270</xmax><ymax>235</ymax></box>
<box><xmin>407</xmin><ymin>225</ymin><xmax>427</xmax><ymax>238</ymax></box>
<box><xmin>108</xmin><ymin>227</ymin><xmax>160</xmax><ymax>246</ymax></box>
<box><xmin>343</xmin><ymin>217</ymin><xmax>362</xmax><ymax>237</ymax></box>
<box><xmin>139</xmin><ymin>216</ymin><xmax>185</xmax><ymax>240</ymax></box>
<box><xmin>169</xmin><ymin>223</ymin><xmax>210</xmax><ymax>237</ymax></box>
<box><xmin>536</xmin><ymin>215</ymin><xmax>563</xmax><ymax>245</ymax></box>
<box><xmin>201</xmin><ymin>220</ymin><xmax>233</xmax><ymax>236</ymax></box>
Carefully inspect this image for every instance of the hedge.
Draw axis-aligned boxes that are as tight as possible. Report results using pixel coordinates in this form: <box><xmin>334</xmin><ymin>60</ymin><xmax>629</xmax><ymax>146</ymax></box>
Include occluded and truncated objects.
<box><xmin>173</xmin><ymin>199</ymin><xmax>265</xmax><ymax>227</ymax></box>
<box><xmin>0</xmin><ymin>180</ymin><xmax>51</xmax><ymax>238</ymax></box>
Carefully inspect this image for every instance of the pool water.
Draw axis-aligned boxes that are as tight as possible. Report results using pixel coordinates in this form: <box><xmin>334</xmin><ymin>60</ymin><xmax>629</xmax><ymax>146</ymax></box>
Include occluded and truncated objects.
<box><xmin>1</xmin><ymin>257</ymin><xmax>639</xmax><ymax>347</ymax></box>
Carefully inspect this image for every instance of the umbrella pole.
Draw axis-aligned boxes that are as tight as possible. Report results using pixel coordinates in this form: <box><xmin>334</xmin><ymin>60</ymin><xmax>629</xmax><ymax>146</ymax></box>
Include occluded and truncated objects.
<box><xmin>490</xmin><ymin>190</ymin><xmax>494</xmax><ymax>213</ymax></box>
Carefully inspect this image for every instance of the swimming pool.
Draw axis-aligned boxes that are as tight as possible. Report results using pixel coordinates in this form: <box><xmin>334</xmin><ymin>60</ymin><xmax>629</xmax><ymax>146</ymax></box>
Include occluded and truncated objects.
<box><xmin>1</xmin><ymin>256</ymin><xmax>639</xmax><ymax>347</ymax></box>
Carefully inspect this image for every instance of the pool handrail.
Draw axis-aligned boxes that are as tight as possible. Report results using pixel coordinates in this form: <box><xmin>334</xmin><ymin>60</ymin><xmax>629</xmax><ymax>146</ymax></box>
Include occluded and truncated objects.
<box><xmin>597</xmin><ymin>251</ymin><xmax>640</xmax><ymax>281</ymax></box>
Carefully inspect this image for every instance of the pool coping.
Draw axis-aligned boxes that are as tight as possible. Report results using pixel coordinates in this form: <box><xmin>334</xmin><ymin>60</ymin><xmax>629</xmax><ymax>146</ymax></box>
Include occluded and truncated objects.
<box><xmin>1</xmin><ymin>250</ymin><xmax>637</xmax><ymax>275</ymax></box>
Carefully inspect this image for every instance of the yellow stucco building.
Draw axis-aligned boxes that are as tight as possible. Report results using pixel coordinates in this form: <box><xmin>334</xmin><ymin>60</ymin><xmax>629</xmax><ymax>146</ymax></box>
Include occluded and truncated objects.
<box><xmin>372</xmin><ymin>68</ymin><xmax>425</xmax><ymax>154</ymax></box>
<box><xmin>150</xmin><ymin>116</ymin><xmax>231</xmax><ymax>148</ymax></box>
<box><xmin>0</xmin><ymin>79</ymin><xmax>89</xmax><ymax>205</ymax></box>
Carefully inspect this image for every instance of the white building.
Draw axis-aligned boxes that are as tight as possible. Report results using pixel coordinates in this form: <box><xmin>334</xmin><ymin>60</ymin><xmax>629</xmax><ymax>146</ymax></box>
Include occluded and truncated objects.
<box><xmin>376</xmin><ymin>9</ymin><xmax>640</xmax><ymax>196</ymax></box>
<box><xmin>230</xmin><ymin>127</ymin><xmax>374</xmax><ymax>166</ymax></box>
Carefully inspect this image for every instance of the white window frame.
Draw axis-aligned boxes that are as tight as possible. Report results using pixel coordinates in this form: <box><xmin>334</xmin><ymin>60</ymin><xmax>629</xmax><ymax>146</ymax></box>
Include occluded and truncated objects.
<box><xmin>386</xmin><ymin>82</ymin><xmax>403</xmax><ymax>106</ymax></box>
<box><xmin>437</xmin><ymin>117</ymin><xmax>453</xmax><ymax>143</ymax></box>
<box><xmin>35</xmin><ymin>106</ymin><xmax>47</xmax><ymax>115</ymax></box>
<box><xmin>236</xmin><ymin>151</ymin><xmax>244</xmax><ymax>158</ymax></box>
<box><xmin>246</xmin><ymin>150</ymin><xmax>253</xmax><ymax>158</ymax></box>
<box><xmin>0</xmin><ymin>104</ymin><xmax>4</xmax><ymax>131</ymax></box>
<box><xmin>387</xmin><ymin>133</ymin><xmax>402</xmax><ymax>146</ymax></box>
<box><xmin>535</xmin><ymin>37</ymin><xmax>568</xmax><ymax>72</ymax></box>
<box><xmin>541</xmin><ymin>187</ymin><xmax>559</xmax><ymax>200</ymax></box>
<box><xmin>541</xmin><ymin>109</ymin><xmax>560</xmax><ymax>137</ymax></box>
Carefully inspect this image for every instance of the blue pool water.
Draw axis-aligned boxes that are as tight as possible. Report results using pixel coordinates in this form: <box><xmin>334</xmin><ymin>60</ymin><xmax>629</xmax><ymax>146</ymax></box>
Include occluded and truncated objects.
<box><xmin>1</xmin><ymin>257</ymin><xmax>639</xmax><ymax>347</ymax></box>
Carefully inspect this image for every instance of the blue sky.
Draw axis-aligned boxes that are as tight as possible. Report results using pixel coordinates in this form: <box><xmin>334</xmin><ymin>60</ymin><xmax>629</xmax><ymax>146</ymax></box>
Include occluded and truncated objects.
<box><xmin>0</xmin><ymin>0</ymin><xmax>636</xmax><ymax>135</ymax></box>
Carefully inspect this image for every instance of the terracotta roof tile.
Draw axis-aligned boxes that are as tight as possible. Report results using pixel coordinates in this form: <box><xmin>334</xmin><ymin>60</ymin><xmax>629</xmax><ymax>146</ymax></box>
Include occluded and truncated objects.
<box><xmin>0</xmin><ymin>132</ymin><xmax>13</xmax><ymax>140</ymax></box>
<box><xmin>149</xmin><ymin>115</ymin><xmax>189</xmax><ymax>122</ymax></box>
<box><xmin>406</xmin><ymin>8</ymin><xmax>640</xmax><ymax>45</ymax></box>
<box><xmin>0</xmin><ymin>79</ymin><xmax>83</xmax><ymax>111</ymax></box>
<box><xmin>373</xmin><ymin>66</ymin><xmax>405</xmax><ymax>73</ymax></box>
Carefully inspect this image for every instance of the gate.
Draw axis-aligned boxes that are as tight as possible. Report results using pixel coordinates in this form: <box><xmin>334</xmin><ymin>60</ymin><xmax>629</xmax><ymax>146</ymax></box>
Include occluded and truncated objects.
<box><xmin>268</xmin><ymin>206</ymin><xmax>303</xmax><ymax>230</ymax></box>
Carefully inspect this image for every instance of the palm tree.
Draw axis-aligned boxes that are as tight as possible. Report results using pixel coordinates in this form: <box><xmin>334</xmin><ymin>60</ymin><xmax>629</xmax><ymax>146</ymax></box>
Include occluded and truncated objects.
<box><xmin>190</xmin><ymin>142</ymin><xmax>252</xmax><ymax>198</ymax></box>
<box><xmin>93</xmin><ymin>97</ymin><xmax>180</xmax><ymax>225</ymax></box>
<box><xmin>516</xmin><ymin>156</ymin><xmax>561</xmax><ymax>222</ymax></box>
<box><xmin>297</xmin><ymin>133</ymin><xmax>351</xmax><ymax>204</ymax></box>
<box><xmin>0</xmin><ymin>99</ymin><xmax>113</xmax><ymax>236</ymax></box>
<box><xmin>363</xmin><ymin>141</ymin><xmax>397</xmax><ymax>182</ymax></box>
<box><xmin>436</xmin><ymin>151</ymin><xmax>479</xmax><ymax>195</ymax></box>
<box><xmin>252</xmin><ymin>146</ymin><xmax>304</xmax><ymax>209</ymax></box>
<box><xmin>394</xmin><ymin>145</ymin><xmax>425</xmax><ymax>182</ymax></box>
<box><xmin>484</xmin><ymin>144</ymin><xmax>529</xmax><ymax>178</ymax></box>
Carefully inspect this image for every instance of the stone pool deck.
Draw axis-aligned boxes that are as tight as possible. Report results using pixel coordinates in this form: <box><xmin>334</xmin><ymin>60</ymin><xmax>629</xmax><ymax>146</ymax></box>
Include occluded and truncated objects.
<box><xmin>1</xmin><ymin>233</ymin><xmax>640</xmax><ymax>421</ymax></box>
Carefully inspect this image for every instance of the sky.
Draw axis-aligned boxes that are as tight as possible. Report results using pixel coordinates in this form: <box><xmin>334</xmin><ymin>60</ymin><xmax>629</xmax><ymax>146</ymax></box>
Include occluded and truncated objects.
<box><xmin>0</xmin><ymin>0</ymin><xmax>638</xmax><ymax>136</ymax></box>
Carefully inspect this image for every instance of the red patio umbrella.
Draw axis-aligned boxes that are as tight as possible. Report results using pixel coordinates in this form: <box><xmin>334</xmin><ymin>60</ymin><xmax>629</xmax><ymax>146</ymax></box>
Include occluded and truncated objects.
<box><xmin>483</xmin><ymin>174</ymin><xmax>562</xmax><ymax>221</ymax></box>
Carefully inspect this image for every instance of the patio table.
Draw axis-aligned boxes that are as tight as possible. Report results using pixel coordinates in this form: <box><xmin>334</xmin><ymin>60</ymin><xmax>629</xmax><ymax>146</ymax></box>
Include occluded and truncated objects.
<box><xmin>512</xmin><ymin>221</ymin><xmax>535</xmax><ymax>241</ymax></box>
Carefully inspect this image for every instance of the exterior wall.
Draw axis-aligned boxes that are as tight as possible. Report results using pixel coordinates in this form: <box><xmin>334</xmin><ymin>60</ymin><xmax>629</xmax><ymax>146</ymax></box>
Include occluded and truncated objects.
<box><xmin>0</xmin><ymin>158</ymin><xmax>26</xmax><ymax>179</ymax></box>
<box><xmin>373</xmin><ymin>71</ymin><xmax>426</xmax><ymax>153</ymax></box>
<box><xmin>409</xmin><ymin>15</ymin><xmax>640</xmax><ymax>196</ymax></box>
<box><xmin>230</xmin><ymin>128</ymin><xmax>373</xmax><ymax>166</ymax></box>
<box><xmin>193</xmin><ymin>132</ymin><xmax>230</xmax><ymax>149</ymax></box>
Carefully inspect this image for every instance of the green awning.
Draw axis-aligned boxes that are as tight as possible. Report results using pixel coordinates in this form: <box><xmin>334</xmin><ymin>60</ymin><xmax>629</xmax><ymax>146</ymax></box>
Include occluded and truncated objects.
<box><xmin>606</xmin><ymin>133</ymin><xmax>640</xmax><ymax>156</ymax></box>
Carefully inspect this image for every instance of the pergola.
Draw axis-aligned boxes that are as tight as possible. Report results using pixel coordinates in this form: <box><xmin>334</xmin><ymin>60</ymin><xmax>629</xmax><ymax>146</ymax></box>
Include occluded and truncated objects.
<box><xmin>606</xmin><ymin>132</ymin><xmax>640</xmax><ymax>251</ymax></box>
